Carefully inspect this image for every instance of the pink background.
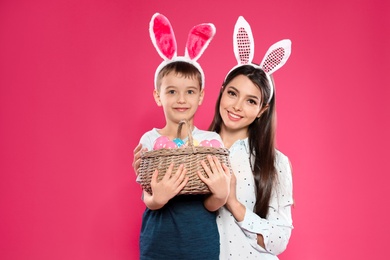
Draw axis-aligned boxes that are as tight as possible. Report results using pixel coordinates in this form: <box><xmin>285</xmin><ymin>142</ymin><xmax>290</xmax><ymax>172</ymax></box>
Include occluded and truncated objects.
<box><xmin>1</xmin><ymin>0</ymin><xmax>389</xmax><ymax>259</ymax></box>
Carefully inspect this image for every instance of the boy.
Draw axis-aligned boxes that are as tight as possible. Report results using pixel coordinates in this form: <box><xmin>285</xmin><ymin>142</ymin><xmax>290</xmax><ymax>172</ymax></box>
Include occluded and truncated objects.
<box><xmin>137</xmin><ymin>13</ymin><xmax>230</xmax><ymax>259</ymax></box>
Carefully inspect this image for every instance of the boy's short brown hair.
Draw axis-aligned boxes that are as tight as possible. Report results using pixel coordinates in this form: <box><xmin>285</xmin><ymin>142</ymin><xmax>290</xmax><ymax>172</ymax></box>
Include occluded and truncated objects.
<box><xmin>156</xmin><ymin>61</ymin><xmax>202</xmax><ymax>91</ymax></box>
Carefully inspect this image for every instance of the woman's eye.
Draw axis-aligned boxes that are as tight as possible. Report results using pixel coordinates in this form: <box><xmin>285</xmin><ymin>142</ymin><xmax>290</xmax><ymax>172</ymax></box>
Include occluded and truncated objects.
<box><xmin>227</xmin><ymin>90</ymin><xmax>236</xmax><ymax>96</ymax></box>
<box><xmin>248</xmin><ymin>99</ymin><xmax>257</xmax><ymax>105</ymax></box>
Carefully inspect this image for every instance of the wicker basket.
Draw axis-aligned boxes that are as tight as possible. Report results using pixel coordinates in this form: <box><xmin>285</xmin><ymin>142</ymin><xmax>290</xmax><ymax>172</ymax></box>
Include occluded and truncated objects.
<box><xmin>138</xmin><ymin>120</ymin><xmax>231</xmax><ymax>195</ymax></box>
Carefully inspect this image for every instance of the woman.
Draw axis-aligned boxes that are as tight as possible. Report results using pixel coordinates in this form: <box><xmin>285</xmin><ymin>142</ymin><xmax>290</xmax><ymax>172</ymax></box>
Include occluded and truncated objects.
<box><xmin>208</xmin><ymin>64</ymin><xmax>293</xmax><ymax>259</ymax></box>
<box><xmin>204</xmin><ymin>16</ymin><xmax>293</xmax><ymax>259</ymax></box>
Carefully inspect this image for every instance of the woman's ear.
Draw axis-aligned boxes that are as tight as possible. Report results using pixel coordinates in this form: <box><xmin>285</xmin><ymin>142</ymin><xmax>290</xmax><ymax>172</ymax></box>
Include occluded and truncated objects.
<box><xmin>257</xmin><ymin>104</ymin><xmax>269</xmax><ymax>118</ymax></box>
<box><xmin>153</xmin><ymin>89</ymin><xmax>162</xmax><ymax>106</ymax></box>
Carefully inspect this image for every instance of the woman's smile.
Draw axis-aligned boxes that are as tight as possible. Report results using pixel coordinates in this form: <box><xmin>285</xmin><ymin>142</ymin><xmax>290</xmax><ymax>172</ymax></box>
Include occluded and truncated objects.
<box><xmin>227</xmin><ymin>110</ymin><xmax>242</xmax><ymax>121</ymax></box>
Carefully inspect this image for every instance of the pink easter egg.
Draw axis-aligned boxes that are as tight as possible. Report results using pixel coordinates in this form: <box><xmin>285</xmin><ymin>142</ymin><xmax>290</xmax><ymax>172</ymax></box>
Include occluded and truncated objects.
<box><xmin>199</xmin><ymin>140</ymin><xmax>212</xmax><ymax>147</ymax></box>
<box><xmin>209</xmin><ymin>139</ymin><xmax>222</xmax><ymax>148</ymax></box>
<box><xmin>163</xmin><ymin>140</ymin><xmax>178</xmax><ymax>149</ymax></box>
<box><xmin>153</xmin><ymin>136</ymin><xmax>170</xmax><ymax>150</ymax></box>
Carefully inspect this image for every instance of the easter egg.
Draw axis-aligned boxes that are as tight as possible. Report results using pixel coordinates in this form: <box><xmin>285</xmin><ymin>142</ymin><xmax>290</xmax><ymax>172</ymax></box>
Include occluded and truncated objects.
<box><xmin>153</xmin><ymin>136</ymin><xmax>170</xmax><ymax>150</ymax></box>
<box><xmin>173</xmin><ymin>138</ymin><xmax>185</xmax><ymax>147</ymax></box>
<box><xmin>209</xmin><ymin>139</ymin><xmax>222</xmax><ymax>148</ymax></box>
<box><xmin>186</xmin><ymin>139</ymin><xmax>199</xmax><ymax>146</ymax></box>
<box><xmin>163</xmin><ymin>140</ymin><xmax>178</xmax><ymax>149</ymax></box>
<box><xmin>199</xmin><ymin>140</ymin><xmax>212</xmax><ymax>147</ymax></box>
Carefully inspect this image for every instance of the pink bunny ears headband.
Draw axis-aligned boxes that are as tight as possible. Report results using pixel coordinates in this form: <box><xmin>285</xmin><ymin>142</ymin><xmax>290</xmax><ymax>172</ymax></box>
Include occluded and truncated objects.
<box><xmin>228</xmin><ymin>16</ymin><xmax>292</xmax><ymax>103</ymax></box>
<box><xmin>150</xmin><ymin>13</ymin><xmax>216</xmax><ymax>89</ymax></box>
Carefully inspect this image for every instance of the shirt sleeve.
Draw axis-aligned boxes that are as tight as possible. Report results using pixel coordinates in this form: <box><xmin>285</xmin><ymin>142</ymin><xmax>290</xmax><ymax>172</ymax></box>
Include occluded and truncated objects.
<box><xmin>236</xmin><ymin>152</ymin><xmax>294</xmax><ymax>255</ymax></box>
<box><xmin>139</xmin><ymin>131</ymin><xmax>155</xmax><ymax>151</ymax></box>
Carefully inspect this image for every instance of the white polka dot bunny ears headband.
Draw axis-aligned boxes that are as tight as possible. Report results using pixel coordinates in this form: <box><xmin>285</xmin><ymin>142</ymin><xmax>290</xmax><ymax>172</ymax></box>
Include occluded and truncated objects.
<box><xmin>150</xmin><ymin>13</ymin><xmax>216</xmax><ymax>89</ymax></box>
<box><xmin>227</xmin><ymin>16</ymin><xmax>292</xmax><ymax>103</ymax></box>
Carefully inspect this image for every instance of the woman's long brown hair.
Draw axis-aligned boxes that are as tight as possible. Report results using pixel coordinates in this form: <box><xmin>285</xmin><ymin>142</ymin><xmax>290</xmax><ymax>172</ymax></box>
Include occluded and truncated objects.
<box><xmin>209</xmin><ymin>65</ymin><xmax>277</xmax><ymax>218</ymax></box>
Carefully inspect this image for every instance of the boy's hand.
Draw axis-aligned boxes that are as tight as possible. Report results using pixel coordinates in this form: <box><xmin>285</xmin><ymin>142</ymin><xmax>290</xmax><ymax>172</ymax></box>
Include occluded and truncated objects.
<box><xmin>198</xmin><ymin>155</ymin><xmax>231</xmax><ymax>202</ymax></box>
<box><xmin>144</xmin><ymin>163</ymin><xmax>189</xmax><ymax>210</ymax></box>
<box><xmin>132</xmin><ymin>144</ymin><xmax>148</xmax><ymax>176</ymax></box>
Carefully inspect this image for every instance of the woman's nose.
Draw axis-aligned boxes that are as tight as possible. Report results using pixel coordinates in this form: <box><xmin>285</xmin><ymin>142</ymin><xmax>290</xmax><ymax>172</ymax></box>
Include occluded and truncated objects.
<box><xmin>233</xmin><ymin>99</ymin><xmax>243</xmax><ymax>111</ymax></box>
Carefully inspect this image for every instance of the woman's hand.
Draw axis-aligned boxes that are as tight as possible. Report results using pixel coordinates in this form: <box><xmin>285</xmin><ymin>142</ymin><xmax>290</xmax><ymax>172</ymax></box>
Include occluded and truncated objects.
<box><xmin>225</xmin><ymin>172</ymin><xmax>246</xmax><ymax>222</ymax></box>
<box><xmin>198</xmin><ymin>155</ymin><xmax>231</xmax><ymax>211</ymax></box>
<box><xmin>199</xmin><ymin>155</ymin><xmax>231</xmax><ymax>200</ymax></box>
<box><xmin>132</xmin><ymin>144</ymin><xmax>148</xmax><ymax>176</ymax></box>
<box><xmin>226</xmin><ymin>172</ymin><xmax>238</xmax><ymax>208</ymax></box>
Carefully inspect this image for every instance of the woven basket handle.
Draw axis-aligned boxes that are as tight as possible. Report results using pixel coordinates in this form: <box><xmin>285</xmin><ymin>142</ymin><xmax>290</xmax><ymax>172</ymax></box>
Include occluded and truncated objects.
<box><xmin>177</xmin><ymin>120</ymin><xmax>194</xmax><ymax>147</ymax></box>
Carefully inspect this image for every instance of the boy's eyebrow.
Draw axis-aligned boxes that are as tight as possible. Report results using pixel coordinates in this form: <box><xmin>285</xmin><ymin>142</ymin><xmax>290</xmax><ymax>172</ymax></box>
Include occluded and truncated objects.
<box><xmin>185</xmin><ymin>85</ymin><xmax>200</xmax><ymax>90</ymax></box>
<box><xmin>165</xmin><ymin>85</ymin><xmax>200</xmax><ymax>90</ymax></box>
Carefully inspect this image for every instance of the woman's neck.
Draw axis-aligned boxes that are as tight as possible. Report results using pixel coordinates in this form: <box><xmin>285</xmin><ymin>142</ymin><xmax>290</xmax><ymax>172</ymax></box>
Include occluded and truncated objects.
<box><xmin>219</xmin><ymin>126</ymin><xmax>248</xmax><ymax>149</ymax></box>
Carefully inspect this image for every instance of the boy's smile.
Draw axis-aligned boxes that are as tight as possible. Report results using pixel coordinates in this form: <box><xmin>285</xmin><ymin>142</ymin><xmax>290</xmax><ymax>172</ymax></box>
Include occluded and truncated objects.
<box><xmin>174</xmin><ymin>107</ymin><xmax>190</xmax><ymax>112</ymax></box>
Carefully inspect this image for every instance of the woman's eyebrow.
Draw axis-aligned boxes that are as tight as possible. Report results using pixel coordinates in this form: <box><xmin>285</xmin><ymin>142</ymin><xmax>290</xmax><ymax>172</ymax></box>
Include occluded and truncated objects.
<box><xmin>227</xmin><ymin>86</ymin><xmax>239</xmax><ymax>92</ymax></box>
<box><xmin>247</xmin><ymin>94</ymin><xmax>261</xmax><ymax>101</ymax></box>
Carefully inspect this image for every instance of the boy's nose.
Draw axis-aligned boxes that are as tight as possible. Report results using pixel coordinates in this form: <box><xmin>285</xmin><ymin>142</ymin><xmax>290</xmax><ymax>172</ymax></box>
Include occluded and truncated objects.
<box><xmin>177</xmin><ymin>94</ymin><xmax>186</xmax><ymax>103</ymax></box>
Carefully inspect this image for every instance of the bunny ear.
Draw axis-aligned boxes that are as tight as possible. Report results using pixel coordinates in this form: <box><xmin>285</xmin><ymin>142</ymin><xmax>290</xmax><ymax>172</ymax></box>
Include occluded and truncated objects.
<box><xmin>233</xmin><ymin>16</ymin><xmax>254</xmax><ymax>65</ymax></box>
<box><xmin>260</xmin><ymin>39</ymin><xmax>291</xmax><ymax>74</ymax></box>
<box><xmin>149</xmin><ymin>13</ymin><xmax>177</xmax><ymax>60</ymax></box>
<box><xmin>185</xmin><ymin>23</ymin><xmax>216</xmax><ymax>61</ymax></box>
